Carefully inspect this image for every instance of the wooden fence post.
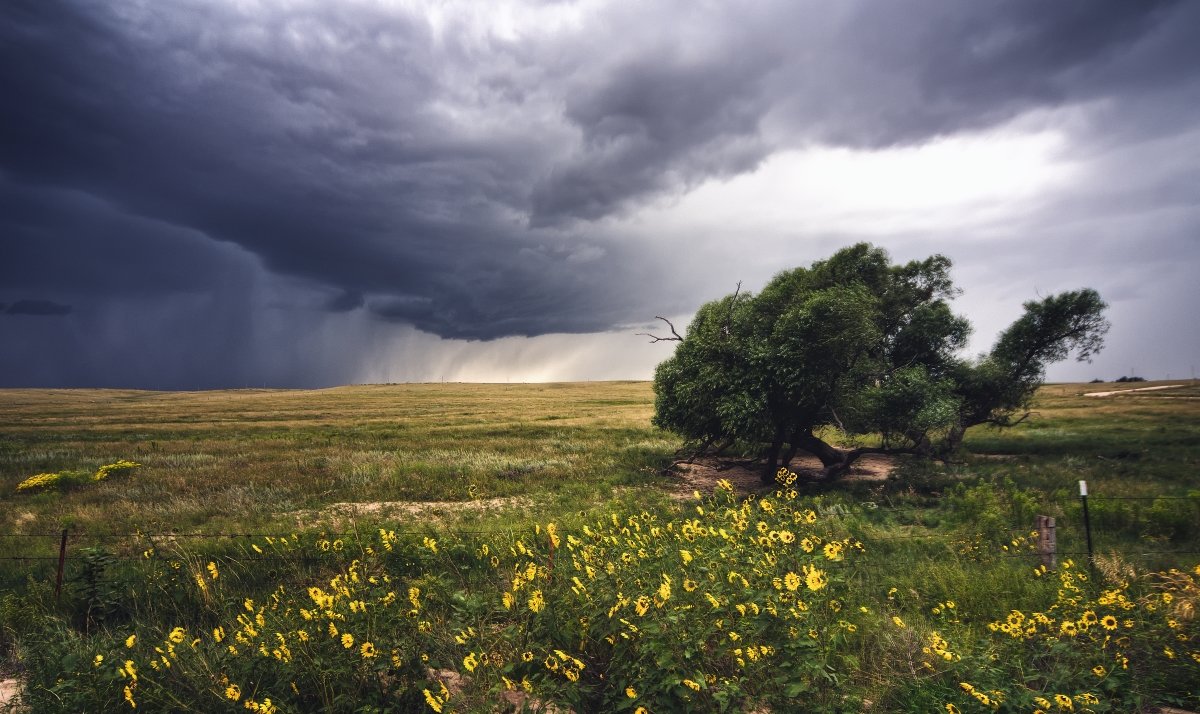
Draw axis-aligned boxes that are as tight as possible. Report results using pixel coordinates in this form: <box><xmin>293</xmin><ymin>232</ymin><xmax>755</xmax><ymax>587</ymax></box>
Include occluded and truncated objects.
<box><xmin>1035</xmin><ymin>515</ymin><xmax>1056</xmax><ymax>570</ymax></box>
<box><xmin>54</xmin><ymin>529</ymin><xmax>69</xmax><ymax>600</ymax></box>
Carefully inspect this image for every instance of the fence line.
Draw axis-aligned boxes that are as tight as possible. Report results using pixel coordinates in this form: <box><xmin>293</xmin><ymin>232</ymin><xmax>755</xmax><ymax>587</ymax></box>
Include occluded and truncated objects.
<box><xmin>1</xmin><ymin>491</ymin><xmax>1194</xmax><ymax>543</ymax></box>
<box><xmin>2</xmin><ymin>539</ymin><xmax>1196</xmax><ymax>564</ymax></box>
<box><xmin>1083</xmin><ymin>495</ymin><xmax>1199</xmax><ymax>501</ymax></box>
<box><xmin>0</xmin><ymin>524</ymin><xmax>1039</xmax><ymax>546</ymax></box>
<box><xmin>2</xmin><ymin>483</ymin><xmax>1196</xmax><ymax>596</ymax></box>
<box><xmin>0</xmin><ymin>525</ymin><xmax>1191</xmax><ymax>547</ymax></box>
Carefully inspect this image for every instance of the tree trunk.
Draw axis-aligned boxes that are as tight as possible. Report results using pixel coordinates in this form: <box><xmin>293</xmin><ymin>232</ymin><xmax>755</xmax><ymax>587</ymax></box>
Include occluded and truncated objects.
<box><xmin>793</xmin><ymin>430</ymin><xmax>845</xmax><ymax>470</ymax></box>
<box><xmin>792</xmin><ymin>430</ymin><xmax>874</xmax><ymax>481</ymax></box>
<box><xmin>780</xmin><ymin>447</ymin><xmax>797</xmax><ymax>468</ymax></box>
<box><xmin>904</xmin><ymin>430</ymin><xmax>933</xmax><ymax>457</ymax></box>
<box><xmin>762</xmin><ymin>428</ymin><xmax>785</xmax><ymax>484</ymax></box>
<box><xmin>780</xmin><ymin>430</ymin><xmax>800</xmax><ymax>468</ymax></box>
<box><xmin>782</xmin><ymin>429</ymin><xmax>916</xmax><ymax>482</ymax></box>
<box><xmin>943</xmin><ymin>424</ymin><xmax>967</xmax><ymax>456</ymax></box>
<box><xmin>820</xmin><ymin>450</ymin><xmax>865</xmax><ymax>481</ymax></box>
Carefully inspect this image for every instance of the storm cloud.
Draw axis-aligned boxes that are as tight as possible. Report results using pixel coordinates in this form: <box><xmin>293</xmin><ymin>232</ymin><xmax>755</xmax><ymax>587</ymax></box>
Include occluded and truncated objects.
<box><xmin>2</xmin><ymin>0</ymin><xmax>1198</xmax><ymax>388</ymax></box>
<box><xmin>4</xmin><ymin>300</ymin><xmax>72</xmax><ymax>316</ymax></box>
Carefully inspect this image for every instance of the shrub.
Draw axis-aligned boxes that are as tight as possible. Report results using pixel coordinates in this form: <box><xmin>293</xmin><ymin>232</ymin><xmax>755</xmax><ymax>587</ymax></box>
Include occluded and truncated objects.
<box><xmin>924</xmin><ymin>560</ymin><xmax>1200</xmax><ymax>713</ymax></box>
<box><xmin>446</xmin><ymin>471</ymin><xmax>867</xmax><ymax>712</ymax></box>
<box><xmin>945</xmin><ymin>477</ymin><xmax>1041</xmax><ymax>541</ymax></box>
<box><xmin>66</xmin><ymin>548</ymin><xmax>133</xmax><ymax>632</ymax></box>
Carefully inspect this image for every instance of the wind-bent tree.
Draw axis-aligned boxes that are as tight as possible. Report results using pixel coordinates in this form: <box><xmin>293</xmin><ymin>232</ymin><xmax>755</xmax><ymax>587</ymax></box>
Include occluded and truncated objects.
<box><xmin>650</xmin><ymin>244</ymin><xmax>1109</xmax><ymax>483</ymax></box>
<box><xmin>943</xmin><ymin>288</ymin><xmax>1109</xmax><ymax>452</ymax></box>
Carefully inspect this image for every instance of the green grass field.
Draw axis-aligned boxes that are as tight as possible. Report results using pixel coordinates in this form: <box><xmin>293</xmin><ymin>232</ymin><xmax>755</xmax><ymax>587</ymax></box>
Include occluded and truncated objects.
<box><xmin>1</xmin><ymin>380</ymin><xmax>1198</xmax><ymax>712</ymax></box>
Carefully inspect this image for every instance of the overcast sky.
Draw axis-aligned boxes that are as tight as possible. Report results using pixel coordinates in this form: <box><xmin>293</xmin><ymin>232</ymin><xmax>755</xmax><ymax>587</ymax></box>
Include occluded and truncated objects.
<box><xmin>2</xmin><ymin>0</ymin><xmax>1198</xmax><ymax>389</ymax></box>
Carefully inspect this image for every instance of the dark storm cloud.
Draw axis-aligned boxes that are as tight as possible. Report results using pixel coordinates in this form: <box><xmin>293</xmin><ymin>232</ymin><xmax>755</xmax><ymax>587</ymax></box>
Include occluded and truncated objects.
<box><xmin>528</xmin><ymin>0</ymin><xmax>1197</xmax><ymax>221</ymax></box>
<box><xmin>0</xmin><ymin>0</ymin><xmax>667</xmax><ymax>342</ymax></box>
<box><xmin>531</xmin><ymin>47</ymin><xmax>776</xmax><ymax>224</ymax></box>
<box><xmin>324</xmin><ymin>291</ymin><xmax>365</xmax><ymax>313</ymax></box>
<box><xmin>1</xmin><ymin>0</ymin><xmax>1198</xmax><ymax>387</ymax></box>
<box><xmin>4</xmin><ymin>299</ymin><xmax>72</xmax><ymax>316</ymax></box>
<box><xmin>772</xmin><ymin>0</ymin><xmax>1188</xmax><ymax>148</ymax></box>
<box><xmin>0</xmin><ymin>173</ymin><xmax>255</xmax><ymax>297</ymax></box>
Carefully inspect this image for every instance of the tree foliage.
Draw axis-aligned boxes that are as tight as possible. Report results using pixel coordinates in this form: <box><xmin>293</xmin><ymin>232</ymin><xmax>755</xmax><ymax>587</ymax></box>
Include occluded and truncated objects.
<box><xmin>652</xmin><ymin>244</ymin><xmax>1109</xmax><ymax>482</ymax></box>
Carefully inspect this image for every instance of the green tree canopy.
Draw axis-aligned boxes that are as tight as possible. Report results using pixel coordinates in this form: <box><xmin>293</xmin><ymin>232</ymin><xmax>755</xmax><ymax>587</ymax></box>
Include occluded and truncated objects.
<box><xmin>651</xmin><ymin>244</ymin><xmax>1109</xmax><ymax>482</ymax></box>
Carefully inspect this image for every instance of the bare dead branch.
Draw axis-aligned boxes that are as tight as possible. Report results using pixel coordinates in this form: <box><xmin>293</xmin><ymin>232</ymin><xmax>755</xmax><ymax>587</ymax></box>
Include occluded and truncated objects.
<box><xmin>722</xmin><ymin>281</ymin><xmax>742</xmax><ymax>337</ymax></box>
<box><xmin>712</xmin><ymin>437</ymin><xmax>735</xmax><ymax>456</ymax></box>
<box><xmin>638</xmin><ymin>316</ymin><xmax>684</xmax><ymax>343</ymax></box>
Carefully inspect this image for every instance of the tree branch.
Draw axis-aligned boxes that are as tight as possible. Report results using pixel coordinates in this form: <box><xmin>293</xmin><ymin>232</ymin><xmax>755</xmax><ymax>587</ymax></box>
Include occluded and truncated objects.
<box><xmin>722</xmin><ymin>281</ymin><xmax>742</xmax><ymax>338</ymax></box>
<box><xmin>818</xmin><ymin>445</ymin><xmax>916</xmax><ymax>481</ymax></box>
<box><xmin>985</xmin><ymin>410</ymin><xmax>1035</xmax><ymax>428</ymax></box>
<box><xmin>638</xmin><ymin>316</ymin><xmax>684</xmax><ymax>343</ymax></box>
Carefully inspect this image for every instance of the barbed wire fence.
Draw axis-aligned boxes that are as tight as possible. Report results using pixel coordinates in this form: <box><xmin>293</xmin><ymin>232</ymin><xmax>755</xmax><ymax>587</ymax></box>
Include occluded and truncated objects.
<box><xmin>1</xmin><ymin>486</ymin><xmax>1196</xmax><ymax>600</ymax></box>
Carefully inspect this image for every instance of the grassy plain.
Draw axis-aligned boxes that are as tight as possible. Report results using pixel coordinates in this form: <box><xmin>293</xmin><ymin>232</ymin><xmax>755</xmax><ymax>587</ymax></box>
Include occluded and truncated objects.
<box><xmin>0</xmin><ymin>382</ymin><xmax>674</xmax><ymax>538</ymax></box>
<box><xmin>1</xmin><ymin>380</ymin><xmax>1198</xmax><ymax>711</ymax></box>
<box><xmin>1</xmin><ymin>379</ymin><xmax>1198</xmax><ymax>577</ymax></box>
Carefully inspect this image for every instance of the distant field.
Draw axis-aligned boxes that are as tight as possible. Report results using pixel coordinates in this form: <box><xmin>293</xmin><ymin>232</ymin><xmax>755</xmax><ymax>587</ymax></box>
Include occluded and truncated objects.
<box><xmin>966</xmin><ymin>380</ymin><xmax>1200</xmax><ymax>496</ymax></box>
<box><xmin>0</xmin><ymin>382</ymin><xmax>678</xmax><ymax>538</ymax></box>
<box><xmin>2</xmin><ymin>379</ymin><xmax>1198</xmax><ymax>539</ymax></box>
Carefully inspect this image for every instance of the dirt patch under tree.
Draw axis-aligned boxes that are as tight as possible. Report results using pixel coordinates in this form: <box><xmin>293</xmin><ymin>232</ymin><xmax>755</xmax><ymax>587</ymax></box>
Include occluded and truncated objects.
<box><xmin>667</xmin><ymin>453</ymin><xmax>896</xmax><ymax>499</ymax></box>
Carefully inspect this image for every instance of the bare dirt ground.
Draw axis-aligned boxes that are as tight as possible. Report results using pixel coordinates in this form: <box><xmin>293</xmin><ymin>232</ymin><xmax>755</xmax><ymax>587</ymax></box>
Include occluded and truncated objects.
<box><xmin>0</xmin><ymin>679</ymin><xmax>23</xmax><ymax>713</ymax></box>
<box><xmin>292</xmin><ymin>454</ymin><xmax>898</xmax><ymax>526</ymax></box>
<box><xmin>667</xmin><ymin>453</ymin><xmax>896</xmax><ymax>498</ymax></box>
<box><xmin>290</xmin><ymin>495</ymin><xmax>535</xmax><ymax>529</ymax></box>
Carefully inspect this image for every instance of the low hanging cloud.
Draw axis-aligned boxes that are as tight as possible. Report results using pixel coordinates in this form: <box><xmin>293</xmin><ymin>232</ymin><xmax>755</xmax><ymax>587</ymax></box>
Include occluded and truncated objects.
<box><xmin>1</xmin><ymin>0</ymin><xmax>1198</xmax><ymax>387</ymax></box>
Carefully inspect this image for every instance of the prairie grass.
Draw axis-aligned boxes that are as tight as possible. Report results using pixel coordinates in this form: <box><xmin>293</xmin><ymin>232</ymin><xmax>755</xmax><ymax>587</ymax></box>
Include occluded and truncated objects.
<box><xmin>0</xmin><ymin>382</ymin><xmax>673</xmax><ymax>538</ymax></box>
<box><xmin>0</xmin><ymin>379</ymin><xmax>1198</xmax><ymax>711</ymax></box>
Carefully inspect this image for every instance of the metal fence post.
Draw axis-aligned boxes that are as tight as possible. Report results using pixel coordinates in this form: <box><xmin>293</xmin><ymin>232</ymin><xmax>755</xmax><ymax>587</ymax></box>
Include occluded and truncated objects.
<box><xmin>1079</xmin><ymin>480</ymin><xmax>1094</xmax><ymax>571</ymax></box>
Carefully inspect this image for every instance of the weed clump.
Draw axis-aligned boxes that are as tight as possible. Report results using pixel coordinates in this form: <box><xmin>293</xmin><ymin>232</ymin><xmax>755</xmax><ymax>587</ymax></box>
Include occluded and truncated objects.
<box><xmin>13</xmin><ymin>460</ymin><xmax>140</xmax><ymax>494</ymax></box>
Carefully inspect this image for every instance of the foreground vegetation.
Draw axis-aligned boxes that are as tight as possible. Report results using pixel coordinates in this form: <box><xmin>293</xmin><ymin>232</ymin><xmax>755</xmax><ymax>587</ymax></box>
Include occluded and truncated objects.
<box><xmin>1</xmin><ymin>380</ymin><xmax>1198</xmax><ymax>711</ymax></box>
